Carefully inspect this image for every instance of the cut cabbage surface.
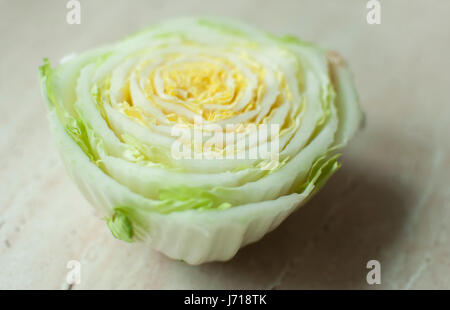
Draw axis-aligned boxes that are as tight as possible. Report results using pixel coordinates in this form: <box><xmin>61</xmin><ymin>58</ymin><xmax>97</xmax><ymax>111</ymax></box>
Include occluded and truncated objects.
<box><xmin>40</xmin><ymin>17</ymin><xmax>362</xmax><ymax>264</ymax></box>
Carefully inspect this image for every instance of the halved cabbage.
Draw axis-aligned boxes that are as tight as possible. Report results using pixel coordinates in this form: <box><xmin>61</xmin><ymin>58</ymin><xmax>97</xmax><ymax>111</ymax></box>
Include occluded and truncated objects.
<box><xmin>40</xmin><ymin>17</ymin><xmax>362</xmax><ymax>264</ymax></box>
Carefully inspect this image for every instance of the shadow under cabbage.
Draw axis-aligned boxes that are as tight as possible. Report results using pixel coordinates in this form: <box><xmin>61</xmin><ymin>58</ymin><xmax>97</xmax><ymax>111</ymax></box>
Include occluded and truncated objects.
<box><xmin>200</xmin><ymin>154</ymin><xmax>412</xmax><ymax>289</ymax></box>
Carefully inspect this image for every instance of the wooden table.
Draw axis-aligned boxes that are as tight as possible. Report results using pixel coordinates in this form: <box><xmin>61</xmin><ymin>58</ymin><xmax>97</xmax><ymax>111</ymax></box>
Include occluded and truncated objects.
<box><xmin>1</xmin><ymin>0</ymin><xmax>449</xmax><ymax>289</ymax></box>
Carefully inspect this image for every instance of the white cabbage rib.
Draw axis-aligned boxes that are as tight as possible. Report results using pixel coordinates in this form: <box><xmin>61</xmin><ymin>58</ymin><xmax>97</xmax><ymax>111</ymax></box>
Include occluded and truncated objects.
<box><xmin>40</xmin><ymin>17</ymin><xmax>362</xmax><ymax>264</ymax></box>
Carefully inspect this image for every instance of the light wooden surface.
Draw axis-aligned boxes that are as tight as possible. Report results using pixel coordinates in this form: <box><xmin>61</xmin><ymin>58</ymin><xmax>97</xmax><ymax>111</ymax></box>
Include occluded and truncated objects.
<box><xmin>1</xmin><ymin>0</ymin><xmax>449</xmax><ymax>289</ymax></box>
